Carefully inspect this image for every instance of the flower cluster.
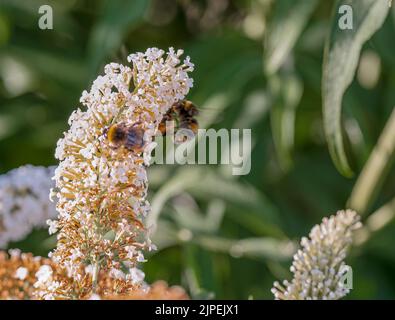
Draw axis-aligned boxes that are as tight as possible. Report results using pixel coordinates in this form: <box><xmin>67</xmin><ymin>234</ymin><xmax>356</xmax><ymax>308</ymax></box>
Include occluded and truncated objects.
<box><xmin>0</xmin><ymin>249</ymin><xmax>186</xmax><ymax>300</ymax></box>
<box><xmin>0</xmin><ymin>165</ymin><xmax>57</xmax><ymax>248</ymax></box>
<box><xmin>33</xmin><ymin>258</ymin><xmax>146</xmax><ymax>300</ymax></box>
<box><xmin>102</xmin><ymin>281</ymin><xmax>189</xmax><ymax>300</ymax></box>
<box><xmin>272</xmin><ymin>210</ymin><xmax>362</xmax><ymax>300</ymax></box>
<box><xmin>43</xmin><ymin>48</ymin><xmax>194</xmax><ymax>298</ymax></box>
<box><xmin>0</xmin><ymin>249</ymin><xmax>53</xmax><ymax>299</ymax></box>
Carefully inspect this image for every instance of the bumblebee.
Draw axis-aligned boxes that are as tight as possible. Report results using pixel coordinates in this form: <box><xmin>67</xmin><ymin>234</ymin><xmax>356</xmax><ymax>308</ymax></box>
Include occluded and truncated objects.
<box><xmin>173</xmin><ymin>100</ymin><xmax>199</xmax><ymax>118</ymax></box>
<box><xmin>158</xmin><ymin>112</ymin><xmax>175</xmax><ymax>137</ymax></box>
<box><xmin>158</xmin><ymin>100</ymin><xmax>199</xmax><ymax>137</ymax></box>
<box><xmin>179</xmin><ymin>117</ymin><xmax>198</xmax><ymax>135</ymax></box>
<box><xmin>105</xmin><ymin>122</ymin><xmax>145</xmax><ymax>153</ymax></box>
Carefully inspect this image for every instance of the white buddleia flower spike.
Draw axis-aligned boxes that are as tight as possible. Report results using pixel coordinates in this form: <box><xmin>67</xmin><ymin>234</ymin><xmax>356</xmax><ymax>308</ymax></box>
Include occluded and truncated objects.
<box><xmin>43</xmin><ymin>47</ymin><xmax>194</xmax><ymax>299</ymax></box>
<box><xmin>272</xmin><ymin>210</ymin><xmax>362</xmax><ymax>300</ymax></box>
<box><xmin>0</xmin><ymin>165</ymin><xmax>57</xmax><ymax>248</ymax></box>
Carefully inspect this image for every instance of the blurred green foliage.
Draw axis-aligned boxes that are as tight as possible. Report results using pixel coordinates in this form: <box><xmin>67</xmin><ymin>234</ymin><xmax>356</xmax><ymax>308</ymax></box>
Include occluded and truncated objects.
<box><xmin>1</xmin><ymin>0</ymin><xmax>395</xmax><ymax>299</ymax></box>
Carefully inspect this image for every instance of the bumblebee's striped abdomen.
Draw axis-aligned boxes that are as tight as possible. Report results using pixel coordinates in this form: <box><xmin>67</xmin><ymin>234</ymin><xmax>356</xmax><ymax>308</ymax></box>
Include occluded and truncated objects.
<box><xmin>125</xmin><ymin>127</ymin><xmax>145</xmax><ymax>152</ymax></box>
<box><xmin>180</xmin><ymin>117</ymin><xmax>199</xmax><ymax>134</ymax></box>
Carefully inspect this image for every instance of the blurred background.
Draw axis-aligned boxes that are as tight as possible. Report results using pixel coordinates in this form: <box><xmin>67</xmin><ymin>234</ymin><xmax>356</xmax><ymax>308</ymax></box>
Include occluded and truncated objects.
<box><xmin>0</xmin><ymin>0</ymin><xmax>395</xmax><ymax>299</ymax></box>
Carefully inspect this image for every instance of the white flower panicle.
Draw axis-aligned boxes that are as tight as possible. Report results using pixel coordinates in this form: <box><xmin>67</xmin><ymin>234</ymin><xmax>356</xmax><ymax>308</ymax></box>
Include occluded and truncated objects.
<box><xmin>0</xmin><ymin>165</ymin><xmax>57</xmax><ymax>248</ymax></box>
<box><xmin>272</xmin><ymin>210</ymin><xmax>362</xmax><ymax>300</ymax></box>
<box><xmin>46</xmin><ymin>48</ymin><xmax>194</xmax><ymax>298</ymax></box>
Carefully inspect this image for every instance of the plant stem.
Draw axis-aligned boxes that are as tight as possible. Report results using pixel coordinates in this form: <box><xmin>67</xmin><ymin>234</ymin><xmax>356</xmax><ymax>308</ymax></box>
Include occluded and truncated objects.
<box><xmin>348</xmin><ymin>108</ymin><xmax>395</xmax><ymax>215</ymax></box>
<box><xmin>92</xmin><ymin>261</ymin><xmax>100</xmax><ymax>292</ymax></box>
<box><xmin>355</xmin><ymin>196</ymin><xmax>395</xmax><ymax>246</ymax></box>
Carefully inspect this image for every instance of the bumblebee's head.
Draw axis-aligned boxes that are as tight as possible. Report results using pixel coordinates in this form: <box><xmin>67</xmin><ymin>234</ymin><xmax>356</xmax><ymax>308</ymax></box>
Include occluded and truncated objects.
<box><xmin>184</xmin><ymin>100</ymin><xmax>193</xmax><ymax>109</ymax></box>
<box><xmin>106</xmin><ymin>124</ymin><xmax>126</xmax><ymax>144</ymax></box>
<box><xmin>181</xmin><ymin>100</ymin><xmax>199</xmax><ymax>117</ymax></box>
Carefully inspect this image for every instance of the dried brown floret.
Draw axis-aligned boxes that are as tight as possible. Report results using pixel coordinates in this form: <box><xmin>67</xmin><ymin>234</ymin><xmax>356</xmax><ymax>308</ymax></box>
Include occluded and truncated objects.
<box><xmin>103</xmin><ymin>281</ymin><xmax>189</xmax><ymax>300</ymax></box>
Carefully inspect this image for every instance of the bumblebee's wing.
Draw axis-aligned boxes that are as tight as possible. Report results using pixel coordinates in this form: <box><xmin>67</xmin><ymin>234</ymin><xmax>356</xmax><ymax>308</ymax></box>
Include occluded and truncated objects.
<box><xmin>196</xmin><ymin>108</ymin><xmax>225</xmax><ymax>125</ymax></box>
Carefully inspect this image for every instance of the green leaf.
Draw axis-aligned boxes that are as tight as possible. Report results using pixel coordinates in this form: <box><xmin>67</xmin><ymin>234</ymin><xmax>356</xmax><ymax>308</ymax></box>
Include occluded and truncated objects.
<box><xmin>87</xmin><ymin>0</ymin><xmax>149</xmax><ymax>73</ymax></box>
<box><xmin>172</xmin><ymin>199</ymin><xmax>225</xmax><ymax>234</ymax></box>
<box><xmin>146</xmin><ymin>168</ymin><xmax>202</xmax><ymax>231</ymax></box>
<box><xmin>348</xmin><ymin>109</ymin><xmax>395</xmax><ymax>215</ymax></box>
<box><xmin>194</xmin><ymin>236</ymin><xmax>295</xmax><ymax>261</ymax></box>
<box><xmin>322</xmin><ymin>0</ymin><xmax>389</xmax><ymax>177</ymax></box>
<box><xmin>187</xmin><ymin>168</ymin><xmax>285</xmax><ymax>238</ymax></box>
<box><xmin>7</xmin><ymin>45</ymin><xmax>87</xmax><ymax>87</ymax></box>
<box><xmin>270</xmin><ymin>73</ymin><xmax>303</xmax><ymax>171</ymax></box>
<box><xmin>147</xmin><ymin>167</ymin><xmax>285</xmax><ymax>238</ymax></box>
<box><xmin>264</xmin><ymin>0</ymin><xmax>319</xmax><ymax>75</ymax></box>
<box><xmin>184</xmin><ymin>244</ymin><xmax>217</xmax><ymax>298</ymax></box>
<box><xmin>150</xmin><ymin>220</ymin><xmax>180</xmax><ymax>250</ymax></box>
